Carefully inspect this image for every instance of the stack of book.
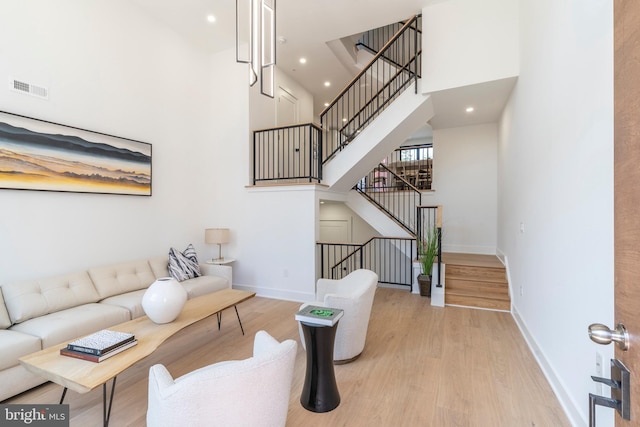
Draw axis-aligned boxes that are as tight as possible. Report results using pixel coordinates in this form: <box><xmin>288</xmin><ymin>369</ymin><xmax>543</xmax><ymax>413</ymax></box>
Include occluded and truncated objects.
<box><xmin>60</xmin><ymin>329</ymin><xmax>137</xmax><ymax>362</ymax></box>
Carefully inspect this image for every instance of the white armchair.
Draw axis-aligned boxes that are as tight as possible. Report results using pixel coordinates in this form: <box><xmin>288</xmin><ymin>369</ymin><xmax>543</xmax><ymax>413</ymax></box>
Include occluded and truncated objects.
<box><xmin>299</xmin><ymin>269</ymin><xmax>378</xmax><ymax>363</ymax></box>
<box><xmin>147</xmin><ymin>330</ymin><xmax>297</xmax><ymax>427</ymax></box>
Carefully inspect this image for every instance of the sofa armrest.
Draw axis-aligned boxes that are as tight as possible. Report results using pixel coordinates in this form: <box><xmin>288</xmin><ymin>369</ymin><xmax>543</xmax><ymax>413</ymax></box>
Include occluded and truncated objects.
<box><xmin>199</xmin><ymin>264</ymin><xmax>232</xmax><ymax>288</ymax></box>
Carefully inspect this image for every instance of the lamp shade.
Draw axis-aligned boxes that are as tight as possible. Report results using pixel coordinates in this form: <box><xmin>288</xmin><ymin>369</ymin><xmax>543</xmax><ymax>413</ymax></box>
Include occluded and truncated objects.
<box><xmin>205</xmin><ymin>228</ymin><xmax>230</xmax><ymax>245</ymax></box>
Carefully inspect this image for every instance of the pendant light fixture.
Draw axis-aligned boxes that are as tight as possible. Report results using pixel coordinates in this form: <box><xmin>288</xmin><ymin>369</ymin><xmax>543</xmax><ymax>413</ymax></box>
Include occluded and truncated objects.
<box><xmin>236</xmin><ymin>0</ymin><xmax>276</xmax><ymax>98</ymax></box>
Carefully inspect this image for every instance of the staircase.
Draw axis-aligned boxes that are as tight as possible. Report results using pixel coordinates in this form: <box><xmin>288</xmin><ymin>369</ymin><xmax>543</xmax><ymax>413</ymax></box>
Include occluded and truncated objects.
<box><xmin>442</xmin><ymin>253</ymin><xmax>510</xmax><ymax>311</ymax></box>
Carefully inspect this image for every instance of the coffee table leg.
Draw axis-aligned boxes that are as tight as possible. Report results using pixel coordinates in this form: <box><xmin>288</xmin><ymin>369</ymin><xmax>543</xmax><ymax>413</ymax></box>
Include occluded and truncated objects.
<box><xmin>217</xmin><ymin>307</ymin><xmax>246</xmax><ymax>335</ymax></box>
<box><xmin>234</xmin><ymin>305</ymin><xmax>245</xmax><ymax>336</ymax></box>
<box><xmin>103</xmin><ymin>376</ymin><xmax>117</xmax><ymax>427</ymax></box>
<box><xmin>59</xmin><ymin>387</ymin><xmax>67</xmax><ymax>404</ymax></box>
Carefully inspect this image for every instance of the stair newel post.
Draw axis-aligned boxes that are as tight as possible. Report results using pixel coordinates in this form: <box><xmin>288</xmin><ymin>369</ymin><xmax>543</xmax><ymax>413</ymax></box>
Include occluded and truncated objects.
<box><xmin>320</xmin><ymin>243</ymin><xmax>325</xmax><ymax>280</ymax></box>
<box><xmin>308</xmin><ymin>126</ymin><xmax>312</xmax><ymax>183</ymax></box>
<box><xmin>317</xmin><ymin>126</ymin><xmax>323</xmax><ymax>181</ymax></box>
<box><xmin>436</xmin><ymin>205</ymin><xmax>443</xmax><ymax>287</ymax></box>
<box><xmin>252</xmin><ymin>130</ymin><xmax>257</xmax><ymax>185</ymax></box>
<box><xmin>414</xmin><ymin>15</ymin><xmax>418</xmax><ymax>94</ymax></box>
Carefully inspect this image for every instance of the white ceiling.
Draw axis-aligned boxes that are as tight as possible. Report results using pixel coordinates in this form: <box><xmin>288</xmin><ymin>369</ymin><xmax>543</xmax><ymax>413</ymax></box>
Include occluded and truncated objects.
<box><xmin>129</xmin><ymin>0</ymin><xmax>513</xmax><ymax>131</ymax></box>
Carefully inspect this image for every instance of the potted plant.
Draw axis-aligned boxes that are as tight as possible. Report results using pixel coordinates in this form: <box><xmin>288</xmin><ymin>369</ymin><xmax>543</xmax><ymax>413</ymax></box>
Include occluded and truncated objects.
<box><xmin>417</xmin><ymin>226</ymin><xmax>439</xmax><ymax>297</ymax></box>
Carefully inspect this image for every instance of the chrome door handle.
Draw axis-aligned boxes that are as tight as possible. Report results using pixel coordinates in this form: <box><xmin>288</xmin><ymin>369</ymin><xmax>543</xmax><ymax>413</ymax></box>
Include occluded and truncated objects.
<box><xmin>588</xmin><ymin>323</ymin><xmax>629</xmax><ymax>350</ymax></box>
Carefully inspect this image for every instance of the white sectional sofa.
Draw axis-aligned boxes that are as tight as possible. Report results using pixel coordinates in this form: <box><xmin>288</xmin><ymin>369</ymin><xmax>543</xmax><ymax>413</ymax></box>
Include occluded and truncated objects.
<box><xmin>0</xmin><ymin>255</ymin><xmax>230</xmax><ymax>402</ymax></box>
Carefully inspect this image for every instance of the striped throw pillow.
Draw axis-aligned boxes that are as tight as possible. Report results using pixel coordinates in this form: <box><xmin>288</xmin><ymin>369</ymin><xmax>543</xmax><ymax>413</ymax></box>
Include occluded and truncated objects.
<box><xmin>168</xmin><ymin>244</ymin><xmax>202</xmax><ymax>282</ymax></box>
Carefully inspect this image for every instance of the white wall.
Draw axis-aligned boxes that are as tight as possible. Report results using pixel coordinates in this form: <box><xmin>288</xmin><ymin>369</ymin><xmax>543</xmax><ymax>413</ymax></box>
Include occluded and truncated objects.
<box><xmin>249</xmin><ymin>67</ymin><xmax>315</xmax><ymax>132</ymax></box>
<box><xmin>319</xmin><ymin>201</ymin><xmax>380</xmax><ymax>243</ymax></box>
<box><xmin>0</xmin><ymin>0</ymin><xmax>221</xmax><ymax>282</ymax></box>
<box><xmin>237</xmin><ymin>186</ymin><xmax>318</xmax><ymax>302</ymax></box>
<box><xmin>498</xmin><ymin>1</ymin><xmax>614</xmax><ymax>426</ymax></box>
<box><xmin>421</xmin><ymin>0</ymin><xmax>519</xmax><ymax>93</ymax></box>
<box><xmin>431</xmin><ymin>123</ymin><xmax>498</xmax><ymax>254</ymax></box>
<box><xmin>0</xmin><ymin>1</ymin><xmax>326</xmax><ymax>306</ymax></box>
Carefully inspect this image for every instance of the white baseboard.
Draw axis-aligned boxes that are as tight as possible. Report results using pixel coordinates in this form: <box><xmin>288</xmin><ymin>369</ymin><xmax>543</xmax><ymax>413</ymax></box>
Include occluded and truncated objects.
<box><xmin>512</xmin><ymin>306</ymin><xmax>585</xmax><ymax>427</ymax></box>
<box><xmin>232</xmin><ymin>284</ymin><xmax>313</xmax><ymax>303</ymax></box>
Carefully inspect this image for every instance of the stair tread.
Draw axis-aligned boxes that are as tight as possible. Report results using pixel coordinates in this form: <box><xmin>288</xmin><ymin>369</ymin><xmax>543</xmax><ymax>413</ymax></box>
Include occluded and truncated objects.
<box><xmin>446</xmin><ymin>287</ymin><xmax>511</xmax><ymax>300</ymax></box>
<box><xmin>446</xmin><ymin>274</ymin><xmax>508</xmax><ymax>284</ymax></box>
<box><xmin>445</xmin><ymin>294</ymin><xmax>511</xmax><ymax>311</ymax></box>
<box><xmin>441</xmin><ymin>253</ymin><xmax>504</xmax><ymax>268</ymax></box>
<box><xmin>446</xmin><ymin>294</ymin><xmax>511</xmax><ymax>303</ymax></box>
<box><xmin>447</xmin><ymin>276</ymin><xmax>507</xmax><ymax>284</ymax></box>
<box><xmin>446</xmin><ymin>277</ymin><xmax>509</xmax><ymax>287</ymax></box>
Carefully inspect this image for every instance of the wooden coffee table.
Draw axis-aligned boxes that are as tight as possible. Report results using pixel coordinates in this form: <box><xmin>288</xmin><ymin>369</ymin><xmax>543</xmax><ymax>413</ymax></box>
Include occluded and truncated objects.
<box><xmin>19</xmin><ymin>288</ymin><xmax>255</xmax><ymax>426</ymax></box>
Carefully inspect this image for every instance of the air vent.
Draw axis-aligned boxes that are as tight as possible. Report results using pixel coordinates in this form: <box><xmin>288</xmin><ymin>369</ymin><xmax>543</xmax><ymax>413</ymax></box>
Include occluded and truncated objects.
<box><xmin>10</xmin><ymin>78</ymin><xmax>49</xmax><ymax>99</ymax></box>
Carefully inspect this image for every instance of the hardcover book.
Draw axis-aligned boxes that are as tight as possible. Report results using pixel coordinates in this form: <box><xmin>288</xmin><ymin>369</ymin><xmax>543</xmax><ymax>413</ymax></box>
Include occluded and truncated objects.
<box><xmin>60</xmin><ymin>340</ymin><xmax>138</xmax><ymax>363</ymax></box>
<box><xmin>295</xmin><ymin>305</ymin><xmax>344</xmax><ymax>326</ymax></box>
<box><xmin>67</xmin><ymin>329</ymin><xmax>135</xmax><ymax>356</ymax></box>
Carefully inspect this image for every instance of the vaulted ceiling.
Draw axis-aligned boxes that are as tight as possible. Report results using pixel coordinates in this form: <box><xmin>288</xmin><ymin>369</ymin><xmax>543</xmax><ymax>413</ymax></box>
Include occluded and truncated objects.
<box><xmin>129</xmin><ymin>0</ymin><xmax>513</xmax><ymax>131</ymax></box>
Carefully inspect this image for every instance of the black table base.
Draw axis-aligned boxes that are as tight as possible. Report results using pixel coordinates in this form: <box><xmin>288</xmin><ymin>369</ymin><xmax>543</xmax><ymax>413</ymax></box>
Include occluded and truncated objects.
<box><xmin>300</xmin><ymin>321</ymin><xmax>341</xmax><ymax>412</ymax></box>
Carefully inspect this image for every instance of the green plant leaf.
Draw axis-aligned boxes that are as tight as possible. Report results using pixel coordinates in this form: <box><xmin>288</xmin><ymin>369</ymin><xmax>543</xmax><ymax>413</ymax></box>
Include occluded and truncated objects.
<box><xmin>418</xmin><ymin>226</ymin><xmax>439</xmax><ymax>275</ymax></box>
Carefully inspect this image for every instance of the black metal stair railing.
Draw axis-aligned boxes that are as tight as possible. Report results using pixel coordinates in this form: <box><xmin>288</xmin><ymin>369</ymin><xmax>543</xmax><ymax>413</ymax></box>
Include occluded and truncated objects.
<box><xmin>317</xmin><ymin>208</ymin><xmax>442</xmax><ymax>291</ymax></box>
<box><xmin>354</xmin><ymin>163</ymin><xmax>423</xmax><ymax>234</ymax></box>
<box><xmin>253</xmin><ymin>123</ymin><xmax>322</xmax><ymax>184</ymax></box>
<box><xmin>416</xmin><ymin>205</ymin><xmax>443</xmax><ymax>287</ymax></box>
<box><xmin>320</xmin><ymin>14</ymin><xmax>422</xmax><ymax>164</ymax></box>
<box><xmin>356</xmin><ymin>16</ymin><xmax>422</xmax><ymax>79</ymax></box>
<box><xmin>354</xmin><ymin>142</ymin><xmax>432</xmax><ymax>235</ymax></box>
<box><xmin>317</xmin><ymin>237</ymin><xmax>416</xmax><ymax>289</ymax></box>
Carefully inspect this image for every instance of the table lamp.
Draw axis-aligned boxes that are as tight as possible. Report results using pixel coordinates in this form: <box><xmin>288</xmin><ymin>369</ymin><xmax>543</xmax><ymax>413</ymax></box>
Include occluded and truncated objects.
<box><xmin>205</xmin><ymin>228</ymin><xmax>230</xmax><ymax>261</ymax></box>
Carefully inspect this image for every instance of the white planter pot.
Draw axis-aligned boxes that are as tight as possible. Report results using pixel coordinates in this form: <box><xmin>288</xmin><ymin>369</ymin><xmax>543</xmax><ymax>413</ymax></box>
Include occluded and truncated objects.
<box><xmin>412</xmin><ymin>261</ymin><xmax>421</xmax><ymax>294</ymax></box>
<box><xmin>142</xmin><ymin>277</ymin><xmax>187</xmax><ymax>324</ymax></box>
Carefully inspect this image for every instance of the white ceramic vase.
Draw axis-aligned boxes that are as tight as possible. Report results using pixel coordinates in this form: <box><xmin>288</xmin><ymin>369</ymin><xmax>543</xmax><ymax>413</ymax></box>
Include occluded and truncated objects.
<box><xmin>142</xmin><ymin>277</ymin><xmax>187</xmax><ymax>324</ymax></box>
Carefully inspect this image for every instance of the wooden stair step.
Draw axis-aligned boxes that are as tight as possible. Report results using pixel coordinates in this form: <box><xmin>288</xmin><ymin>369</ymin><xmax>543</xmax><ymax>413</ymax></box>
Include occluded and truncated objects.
<box><xmin>446</xmin><ymin>279</ymin><xmax>510</xmax><ymax>299</ymax></box>
<box><xmin>446</xmin><ymin>265</ymin><xmax>507</xmax><ymax>283</ymax></box>
<box><xmin>445</xmin><ymin>294</ymin><xmax>511</xmax><ymax>311</ymax></box>
<box><xmin>445</xmin><ymin>285</ymin><xmax>511</xmax><ymax>301</ymax></box>
<box><xmin>441</xmin><ymin>253</ymin><xmax>510</xmax><ymax>312</ymax></box>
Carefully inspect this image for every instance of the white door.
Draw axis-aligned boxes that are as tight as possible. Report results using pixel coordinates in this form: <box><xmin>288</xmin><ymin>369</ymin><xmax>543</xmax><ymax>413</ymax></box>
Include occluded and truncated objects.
<box><xmin>277</xmin><ymin>87</ymin><xmax>298</xmax><ymax>127</ymax></box>
<box><xmin>319</xmin><ymin>220</ymin><xmax>351</xmax><ymax>243</ymax></box>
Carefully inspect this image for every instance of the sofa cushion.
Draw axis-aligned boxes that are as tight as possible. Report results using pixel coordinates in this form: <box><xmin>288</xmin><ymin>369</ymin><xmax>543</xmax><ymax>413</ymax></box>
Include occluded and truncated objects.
<box><xmin>0</xmin><ymin>329</ymin><xmax>41</xmax><ymax>371</ymax></box>
<box><xmin>0</xmin><ymin>365</ymin><xmax>47</xmax><ymax>403</ymax></box>
<box><xmin>100</xmin><ymin>289</ymin><xmax>147</xmax><ymax>319</ymax></box>
<box><xmin>1</xmin><ymin>271</ymin><xmax>101</xmax><ymax>325</ymax></box>
<box><xmin>10</xmin><ymin>303</ymin><xmax>131</xmax><ymax>349</ymax></box>
<box><xmin>149</xmin><ymin>255</ymin><xmax>171</xmax><ymax>279</ymax></box>
<box><xmin>182</xmin><ymin>276</ymin><xmax>229</xmax><ymax>299</ymax></box>
<box><xmin>89</xmin><ymin>260</ymin><xmax>156</xmax><ymax>300</ymax></box>
<box><xmin>168</xmin><ymin>245</ymin><xmax>201</xmax><ymax>282</ymax></box>
<box><xmin>0</xmin><ymin>289</ymin><xmax>12</xmax><ymax>329</ymax></box>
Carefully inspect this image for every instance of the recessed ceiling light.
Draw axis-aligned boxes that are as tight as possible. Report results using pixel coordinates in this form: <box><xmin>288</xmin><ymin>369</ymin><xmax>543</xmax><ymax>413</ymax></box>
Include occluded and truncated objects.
<box><xmin>299</xmin><ymin>57</ymin><xmax>307</xmax><ymax>64</ymax></box>
<box><xmin>466</xmin><ymin>106</ymin><xmax>475</xmax><ymax>113</ymax></box>
<box><xmin>206</xmin><ymin>15</ymin><xmax>216</xmax><ymax>23</ymax></box>
<box><xmin>324</xmin><ymin>102</ymin><xmax>329</xmax><ymax>107</ymax></box>
<box><xmin>324</xmin><ymin>81</ymin><xmax>331</xmax><ymax>87</ymax></box>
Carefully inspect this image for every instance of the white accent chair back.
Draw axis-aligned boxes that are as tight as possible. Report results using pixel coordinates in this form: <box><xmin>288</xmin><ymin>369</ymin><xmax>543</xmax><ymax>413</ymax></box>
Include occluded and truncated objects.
<box><xmin>147</xmin><ymin>330</ymin><xmax>297</xmax><ymax>427</ymax></box>
<box><xmin>300</xmin><ymin>269</ymin><xmax>378</xmax><ymax>363</ymax></box>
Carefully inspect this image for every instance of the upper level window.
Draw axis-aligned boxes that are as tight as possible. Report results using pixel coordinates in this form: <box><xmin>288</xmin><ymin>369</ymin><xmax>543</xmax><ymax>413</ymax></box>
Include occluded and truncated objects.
<box><xmin>399</xmin><ymin>145</ymin><xmax>432</xmax><ymax>161</ymax></box>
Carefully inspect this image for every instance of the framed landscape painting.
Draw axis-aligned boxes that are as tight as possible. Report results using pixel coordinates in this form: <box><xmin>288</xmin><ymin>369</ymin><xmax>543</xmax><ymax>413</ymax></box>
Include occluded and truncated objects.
<box><xmin>0</xmin><ymin>111</ymin><xmax>151</xmax><ymax>196</ymax></box>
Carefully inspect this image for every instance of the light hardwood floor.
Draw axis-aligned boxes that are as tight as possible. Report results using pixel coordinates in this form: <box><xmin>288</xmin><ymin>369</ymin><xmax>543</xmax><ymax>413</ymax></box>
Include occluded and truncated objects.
<box><xmin>5</xmin><ymin>288</ymin><xmax>570</xmax><ymax>426</ymax></box>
